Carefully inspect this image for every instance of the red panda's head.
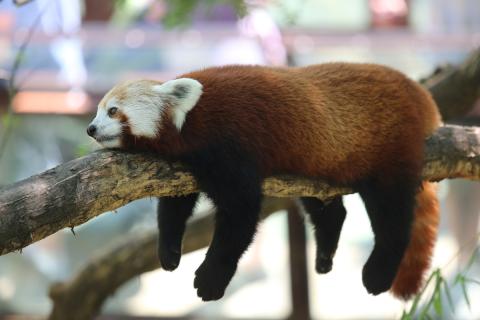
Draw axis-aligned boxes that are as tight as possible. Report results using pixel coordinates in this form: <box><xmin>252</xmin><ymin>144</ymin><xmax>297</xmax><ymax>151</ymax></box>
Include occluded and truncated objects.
<box><xmin>87</xmin><ymin>78</ymin><xmax>203</xmax><ymax>148</ymax></box>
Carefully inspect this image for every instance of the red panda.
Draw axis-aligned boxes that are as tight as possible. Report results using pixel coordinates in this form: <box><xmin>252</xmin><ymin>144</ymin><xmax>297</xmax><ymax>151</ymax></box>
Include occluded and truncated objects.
<box><xmin>87</xmin><ymin>63</ymin><xmax>441</xmax><ymax>301</ymax></box>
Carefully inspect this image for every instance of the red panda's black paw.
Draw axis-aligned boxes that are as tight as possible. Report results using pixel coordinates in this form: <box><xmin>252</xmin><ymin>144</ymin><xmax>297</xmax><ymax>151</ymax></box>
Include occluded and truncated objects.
<box><xmin>194</xmin><ymin>260</ymin><xmax>236</xmax><ymax>301</ymax></box>
<box><xmin>158</xmin><ymin>245</ymin><xmax>181</xmax><ymax>271</ymax></box>
<box><xmin>362</xmin><ymin>249</ymin><xmax>396</xmax><ymax>295</ymax></box>
<box><xmin>315</xmin><ymin>254</ymin><xmax>333</xmax><ymax>274</ymax></box>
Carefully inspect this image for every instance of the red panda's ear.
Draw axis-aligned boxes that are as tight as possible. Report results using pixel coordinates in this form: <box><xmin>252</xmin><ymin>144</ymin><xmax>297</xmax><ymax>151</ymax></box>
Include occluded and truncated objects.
<box><xmin>152</xmin><ymin>78</ymin><xmax>203</xmax><ymax>130</ymax></box>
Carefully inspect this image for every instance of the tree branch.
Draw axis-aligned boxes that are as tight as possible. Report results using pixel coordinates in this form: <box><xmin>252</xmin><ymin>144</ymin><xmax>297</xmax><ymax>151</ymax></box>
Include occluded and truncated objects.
<box><xmin>0</xmin><ymin>46</ymin><xmax>478</xmax><ymax>257</ymax></box>
<box><xmin>47</xmin><ymin>197</ymin><xmax>294</xmax><ymax>320</ymax></box>
<box><xmin>0</xmin><ymin>125</ymin><xmax>479</xmax><ymax>256</ymax></box>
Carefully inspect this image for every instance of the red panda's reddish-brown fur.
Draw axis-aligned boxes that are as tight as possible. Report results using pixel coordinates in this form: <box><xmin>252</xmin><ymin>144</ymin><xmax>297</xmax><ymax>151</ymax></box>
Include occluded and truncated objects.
<box><xmin>391</xmin><ymin>181</ymin><xmax>439</xmax><ymax>299</ymax></box>
<box><xmin>109</xmin><ymin>63</ymin><xmax>441</xmax><ymax>299</ymax></box>
<box><xmin>156</xmin><ymin>64</ymin><xmax>440</xmax><ymax>180</ymax></box>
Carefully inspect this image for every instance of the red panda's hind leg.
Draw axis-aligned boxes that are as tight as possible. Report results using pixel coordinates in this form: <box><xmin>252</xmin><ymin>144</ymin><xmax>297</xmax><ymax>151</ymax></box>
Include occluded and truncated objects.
<box><xmin>358</xmin><ymin>176</ymin><xmax>419</xmax><ymax>295</ymax></box>
<box><xmin>157</xmin><ymin>193</ymin><xmax>199</xmax><ymax>271</ymax></box>
<box><xmin>301</xmin><ymin>197</ymin><xmax>347</xmax><ymax>273</ymax></box>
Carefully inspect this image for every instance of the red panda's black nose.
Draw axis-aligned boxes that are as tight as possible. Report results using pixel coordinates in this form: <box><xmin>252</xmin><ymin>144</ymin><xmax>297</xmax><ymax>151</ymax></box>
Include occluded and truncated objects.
<box><xmin>87</xmin><ymin>125</ymin><xmax>97</xmax><ymax>137</ymax></box>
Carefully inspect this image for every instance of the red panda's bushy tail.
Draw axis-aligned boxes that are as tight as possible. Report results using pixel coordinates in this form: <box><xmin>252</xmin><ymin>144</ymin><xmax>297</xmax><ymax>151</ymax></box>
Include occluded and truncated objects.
<box><xmin>390</xmin><ymin>181</ymin><xmax>439</xmax><ymax>300</ymax></box>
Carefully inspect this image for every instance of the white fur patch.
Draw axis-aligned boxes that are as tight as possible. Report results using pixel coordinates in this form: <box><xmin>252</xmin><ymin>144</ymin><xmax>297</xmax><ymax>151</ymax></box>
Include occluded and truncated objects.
<box><xmin>100</xmin><ymin>138</ymin><xmax>121</xmax><ymax>148</ymax></box>
<box><xmin>121</xmin><ymin>102</ymin><xmax>162</xmax><ymax>138</ymax></box>
<box><xmin>89</xmin><ymin>107</ymin><xmax>123</xmax><ymax>148</ymax></box>
<box><xmin>152</xmin><ymin>78</ymin><xmax>203</xmax><ymax>130</ymax></box>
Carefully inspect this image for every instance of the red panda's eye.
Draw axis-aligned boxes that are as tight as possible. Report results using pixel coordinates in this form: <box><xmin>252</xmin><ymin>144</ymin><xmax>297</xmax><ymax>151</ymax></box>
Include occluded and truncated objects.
<box><xmin>108</xmin><ymin>107</ymin><xmax>118</xmax><ymax>117</ymax></box>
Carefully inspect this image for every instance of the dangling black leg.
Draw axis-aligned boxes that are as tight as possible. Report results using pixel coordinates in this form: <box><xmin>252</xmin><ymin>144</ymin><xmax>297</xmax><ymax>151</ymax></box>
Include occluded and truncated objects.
<box><xmin>193</xmin><ymin>190</ymin><xmax>261</xmax><ymax>301</ymax></box>
<box><xmin>157</xmin><ymin>193</ymin><xmax>199</xmax><ymax>271</ymax></box>
<box><xmin>301</xmin><ymin>196</ymin><xmax>347</xmax><ymax>274</ymax></box>
<box><xmin>359</xmin><ymin>179</ymin><xmax>417</xmax><ymax>295</ymax></box>
<box><xmin>181</xmin><ymin>143</ymin><xmax>263</xmax><ymax>301</ymax></box>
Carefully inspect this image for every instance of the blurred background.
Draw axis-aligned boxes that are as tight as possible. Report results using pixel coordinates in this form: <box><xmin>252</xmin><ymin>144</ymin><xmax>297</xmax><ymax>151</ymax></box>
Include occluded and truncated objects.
<box><xmin>0</xmin><ymin>0</ymin><xmax>479</xmax><ymax>319</ymax></box>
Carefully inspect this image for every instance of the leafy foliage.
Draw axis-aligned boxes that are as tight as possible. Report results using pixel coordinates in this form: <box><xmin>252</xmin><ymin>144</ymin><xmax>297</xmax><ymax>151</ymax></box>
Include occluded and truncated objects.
<box><xmin>114</xmin><ymin>0</ymin><xmax>248</xmax><ymax>28</ymax></box>
<box><xmin>402</xmin><ymin>246</ymin><xmax>479</xmax><ymax>319</ymax></box>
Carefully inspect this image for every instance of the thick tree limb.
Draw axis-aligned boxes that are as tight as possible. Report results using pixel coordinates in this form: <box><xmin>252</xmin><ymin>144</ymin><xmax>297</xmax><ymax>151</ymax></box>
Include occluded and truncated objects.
<box><xmin>0</xmin><ymin>125</ymin><xmax>480</xmax><ymax>256</ymax></box>
<box><xmin>0</xmin><ymin>48</ymin><xmax>478</xmax><ymax>257</ymax></box>
<box><xmin>47</xmin><ymin>197</ymin><xmax>294</xmax><ymax>320</ymax></box>
<box><xmin>424</xmin><ymin>125</ymin><xmax>480</xmax><ymax>180</ymax></box>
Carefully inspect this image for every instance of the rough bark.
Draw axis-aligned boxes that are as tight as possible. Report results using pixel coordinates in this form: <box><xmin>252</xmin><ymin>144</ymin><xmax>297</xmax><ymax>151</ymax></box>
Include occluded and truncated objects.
<box><xmin>48</xmin><ymin>197</ymin><xmax>295</xmax><ymax>320</ymax></box>
<box><xmin>0</xmin><ymin>125</ymin><xmax>479</xmax><ymax>257</ymax></box>
<box><xmin>423</xmin><ymin>125</ymin><xmax>480</xmax><ymax>180</ymax></box>
<box><xmin>0</xmin><ymin>48</ymin><xmax>477</xmax><ymax>256</ymax></box>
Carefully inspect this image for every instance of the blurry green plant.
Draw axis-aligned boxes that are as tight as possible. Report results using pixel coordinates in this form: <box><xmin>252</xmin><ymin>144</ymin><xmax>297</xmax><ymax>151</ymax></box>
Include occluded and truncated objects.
<box><xmin>164</xmin><ymin>0</ymin><xmax>247</xmax><ymax>27</ymax></box>
<box><xmin>74</xmin><ymin>143</ymin><xmax>92</xmax><ymax>158</ymax></box>
<box><xmin>114</xmin><ymin>0</ymin><xmax>247</xmax><ymax>28</ymax></box>
<box><xmin>402</xmin><ymin>244</ymin><xmax>479</xmax><ymax>320</ymax></box>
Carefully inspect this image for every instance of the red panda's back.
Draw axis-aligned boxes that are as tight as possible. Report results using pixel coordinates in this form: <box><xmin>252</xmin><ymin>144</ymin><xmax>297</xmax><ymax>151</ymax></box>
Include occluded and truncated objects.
<box><xmin>180</xmin><ymin>66</ymin><xmax>328</xmax><ymax>175</ymax></box>
<box><xmin>180</xmin><ymin>64</ymin><xmax>440</xmax><ymax>183</ymax></box>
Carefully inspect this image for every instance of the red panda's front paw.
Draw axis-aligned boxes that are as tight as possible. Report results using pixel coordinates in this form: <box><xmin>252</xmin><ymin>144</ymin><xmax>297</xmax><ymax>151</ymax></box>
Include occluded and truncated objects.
<box><xmin>194</xmin><ymin>259</ymin><xmax>236</xmax><ymax>301</ymax></box>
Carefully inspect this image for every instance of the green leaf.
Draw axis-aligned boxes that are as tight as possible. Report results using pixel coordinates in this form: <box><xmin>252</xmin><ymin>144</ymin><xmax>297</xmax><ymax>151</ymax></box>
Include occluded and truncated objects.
<box><xmin>433</xmin><ymin>290</ymin><xmax>443</xmax><ymax>316</ymax></box>
<box><xmin>1</xmin><ymin>113</ymin><xmax>19</xmax><ymax>129</ymax></box>
<box><xmin>442</xmin><ymin>280</ymin><xmax>455</xmax><ymax>312</ymax></box>
<box><xmin>420</xmin><ymin>295</ymin><xmax>434</xmax><ymax>319</ymax></box>
<box><xmin>230</xmin><ymin>0</ymin><xmax>247</xmax><ymax>17</ymax></box>
<box><xmin>405</xmin><ymin>269</ymin><xmax>439</xmax><ymax>318</ymax></box>
<box><xmin>460</xmin><ymin>279</ymin><xmax>471</xmax><ymax>310</ymax></box>
<box><xmin>420</xmin><ymin>271</ymin><xmax>443</xmax><ymax>319</ymax></box>
<box><xmin>400</xmin><ymin>311</ymin><xmax>411</xmax><ymax>320</ymax></box>
<box><xmin>407</xmin><ymin>294</ymin><xmax>422</xmax><ymax>317</ymax></box>
<box><xmin>454</xmin><ymin>273</ymin><xmax>463</xmax><ymax>285</ymax></box>
<box><xmin>465</xmin><ymin>247</ymin><xmax>478</xmax><ymax>271</ymax></box>
<box><xmin>162</xmin><ymin>0</ymin><xmax>200</xmax><ymax>28</ymax></box>
<box><xmin>162</xmin><ymin>0</ymin><xmax>248</xmax><ymax>28</ymax></box>
<box><xmin>465</xmin><ymin>277</ymin><xmax>480</xmax><ymax>286</ymax></box>
<box><xmin>75</xmin><ymin>144</ymin><xmax>91</xmax><ymax>157</ymax></box>
<box><xmin>1</xmin><ymin>113</ymin><xmax>12</xmax><ymax>127</ymax></box>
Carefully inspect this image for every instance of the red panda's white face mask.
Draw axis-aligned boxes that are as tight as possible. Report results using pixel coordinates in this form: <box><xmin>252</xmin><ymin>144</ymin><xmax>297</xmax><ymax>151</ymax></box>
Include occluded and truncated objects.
<box><xmin>87</xmin><ymin>78</ymin><xmax>203</xmax><ymax>148</ymax></box>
